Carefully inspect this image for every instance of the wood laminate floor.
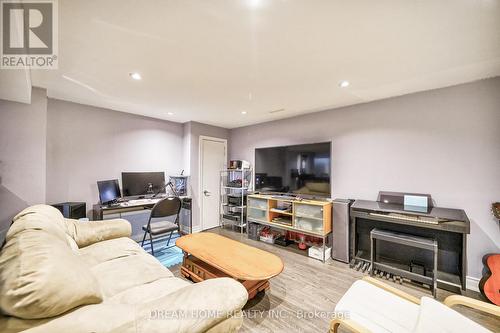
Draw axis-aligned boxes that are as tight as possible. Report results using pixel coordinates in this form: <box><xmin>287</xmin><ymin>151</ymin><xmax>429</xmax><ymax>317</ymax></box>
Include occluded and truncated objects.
<box><xmin>170</xmin><ymin>227</ymin><xmax>500</xmax><ymax>333</ymax></box>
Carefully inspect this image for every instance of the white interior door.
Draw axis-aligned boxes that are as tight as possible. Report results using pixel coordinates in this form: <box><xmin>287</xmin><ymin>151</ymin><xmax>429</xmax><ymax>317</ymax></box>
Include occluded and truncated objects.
<box><xmin>201</xmin><ymin>138</ymin><xmax>226</xmax><ymax>230</ymax></box>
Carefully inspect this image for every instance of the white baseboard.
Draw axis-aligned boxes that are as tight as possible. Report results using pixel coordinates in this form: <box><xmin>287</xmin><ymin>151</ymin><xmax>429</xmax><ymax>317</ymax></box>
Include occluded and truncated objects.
<box><xmin>466</xmin><ymin>276</ymin><xmax>480</xmax><ymax>292</ymax></box>
<box><xmin>191</xmin><ymin>226</ymin><xmax>202</xmax><ymax>233</ymax></box>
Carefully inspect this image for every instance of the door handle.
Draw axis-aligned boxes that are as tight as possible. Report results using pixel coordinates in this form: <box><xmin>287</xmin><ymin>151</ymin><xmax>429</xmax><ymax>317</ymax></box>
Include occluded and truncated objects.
<box><xmin>203</xmin><ymin>190</ymin><xmax>211</xmax><ymax>196</ymax></box>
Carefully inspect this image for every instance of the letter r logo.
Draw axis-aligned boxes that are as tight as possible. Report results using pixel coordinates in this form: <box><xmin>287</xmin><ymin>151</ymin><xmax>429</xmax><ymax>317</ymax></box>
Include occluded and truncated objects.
<box><xmin>2</xmin><ymin>1</ymin><xmax>53</xmax><ymax>54</ymax></box>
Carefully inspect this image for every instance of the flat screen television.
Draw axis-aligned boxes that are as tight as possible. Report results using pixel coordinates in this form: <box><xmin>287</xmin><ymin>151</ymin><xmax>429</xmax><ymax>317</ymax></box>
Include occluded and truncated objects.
<box><xmin>255</xmin><ymin>142</ymin><xmax>331</xmax><ymax>197</ymax></box>
<box><xmin>122</xmin><ymin>172</ymin><xmax>165</xmax><ymax>197</ymax></box>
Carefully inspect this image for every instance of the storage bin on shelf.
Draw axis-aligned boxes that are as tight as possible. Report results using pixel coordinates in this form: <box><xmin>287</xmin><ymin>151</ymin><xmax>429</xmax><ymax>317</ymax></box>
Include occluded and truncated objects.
<box><xmin>259</xmin><ymin>226</ymin><xmax>280</xmax><ymax>244</ymax></box>
<box><xmin>248</xmin><ymin>197</ymin><xmax>268</xmax><ymax>210</ymax></box>
<box><xmin>294</xmin><ymin>203</ymin><xmax>324</xmax><ymax>219</ymax></box>
<box><xmin>295</xmin><ymin>216</ymin><xmax>323</xmax><ymax>233</ymax></box>
<box><xmin>248</xmin><ymin>207</ymin><xmax>267</xmax><ymax>221</ymax></box>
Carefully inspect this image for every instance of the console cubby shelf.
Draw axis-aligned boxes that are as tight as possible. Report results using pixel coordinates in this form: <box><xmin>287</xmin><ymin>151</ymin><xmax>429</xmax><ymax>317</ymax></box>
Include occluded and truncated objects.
<box><xmin>247</xmin><ymin>194</ymin><xmax>332</xmax><ymax>236</ymax></box>
<box><xmin>246</xmin><ymin>194</ymin><xmax>333</xmax><ymax>262</ymax></box>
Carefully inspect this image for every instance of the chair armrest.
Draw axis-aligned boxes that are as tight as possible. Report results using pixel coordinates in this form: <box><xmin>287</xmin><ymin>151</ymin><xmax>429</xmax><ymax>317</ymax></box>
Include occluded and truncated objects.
<box><xmin>362</xmin><ymin>276</ymin><xmax>421</xmax><ymax>304</ymax></box>
<box><xmin>444</xmin><ymin>295</ymin><xmax>500</xmax><ymax>317</ymax></box>
<box><xmin>64</xmin><ymin>218</ymin><xmax>131</xmax><ymax>248</ymax></box>
<box><xmin>330</xmin><ymin>318</ymin><xmax>371</xmax><ymax>333</ymax></box>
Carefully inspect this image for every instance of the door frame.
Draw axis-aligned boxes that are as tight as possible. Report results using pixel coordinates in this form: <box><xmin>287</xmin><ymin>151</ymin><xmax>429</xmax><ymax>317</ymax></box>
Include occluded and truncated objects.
<box><xmin>199</xmin><ymin>135</ymin><xmax>227</xmax><ymax>231</ymax></box>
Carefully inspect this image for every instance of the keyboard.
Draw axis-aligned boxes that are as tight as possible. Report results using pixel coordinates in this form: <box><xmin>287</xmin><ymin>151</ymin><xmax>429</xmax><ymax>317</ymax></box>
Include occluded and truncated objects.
<box><xmin>369</xmin><ymin>212</ymin><xmax>446</xmax><ymax>225</ymax></box>
<box><xmin>121</xmin><ymin>198</ymin><xmax>161</xmax><ymax>206</ymax></box>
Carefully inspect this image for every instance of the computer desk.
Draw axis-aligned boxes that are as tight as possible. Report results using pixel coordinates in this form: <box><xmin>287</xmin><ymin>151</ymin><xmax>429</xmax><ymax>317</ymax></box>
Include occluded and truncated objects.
<box><xmin>92</xmin><ymin>196</ymin><xmax>192</xmax><ymax>234</ymax></box>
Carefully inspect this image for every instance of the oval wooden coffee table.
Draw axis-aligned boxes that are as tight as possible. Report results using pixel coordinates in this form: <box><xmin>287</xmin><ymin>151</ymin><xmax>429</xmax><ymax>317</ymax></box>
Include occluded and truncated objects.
<box><xmin>176</xmin><ymin>233</ymin><xmax>284</xmax><ymax>300</ymax></box>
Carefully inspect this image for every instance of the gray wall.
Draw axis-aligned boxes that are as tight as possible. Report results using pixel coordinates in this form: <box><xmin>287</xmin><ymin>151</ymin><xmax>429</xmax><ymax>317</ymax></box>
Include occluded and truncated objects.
<box><xmin>0</xmin><ymin>93</ymin><xmax>229</xmax><ymax>237</ymax></box>
<box><xmin>229</xmin><ymin>77</ymin><xmax>500</xmax><ymax>281</ymax></box>
<box><xmin>0</xmin><ymin>88</ymin><xmax>46</xmax><ymax>242</ymax></box>
<box><xmin>46</xmin><ymin>99</ymin><xmax>184</xmax><ymax>215</ymax></box>
<box><xmin>0</xmin><ymin>87</ymin><xmax>47</xmax><ymax>205</ymax></box>
<box><xmin>2</xmin><ymin>79</ymin><xmax>498</xmax><ymax>283</ymax></box>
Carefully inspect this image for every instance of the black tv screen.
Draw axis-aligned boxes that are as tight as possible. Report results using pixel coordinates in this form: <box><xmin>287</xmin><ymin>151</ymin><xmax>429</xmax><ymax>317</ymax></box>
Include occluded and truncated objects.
<box><xmin>255</xmin><ymin>142</ymin><xmax>331</xmax><ymax>197</ymax></box>
<box><xmin>122</xmin><ymin>172</ymin><xmax>165</xmax><ymax>197</ymax></box>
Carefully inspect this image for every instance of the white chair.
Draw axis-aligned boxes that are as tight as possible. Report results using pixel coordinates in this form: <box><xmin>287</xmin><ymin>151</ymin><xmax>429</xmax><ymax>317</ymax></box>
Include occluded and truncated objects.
<box><xmin>331</xmin><ymin>277</ymin><xmax>500</xmax><ymax>333</ymax></box>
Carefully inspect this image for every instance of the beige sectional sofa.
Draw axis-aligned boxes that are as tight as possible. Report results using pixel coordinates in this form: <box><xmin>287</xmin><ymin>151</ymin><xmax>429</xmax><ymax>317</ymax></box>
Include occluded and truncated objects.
<box><xmin>0</xmin><ymin>205</ymin><xmax>248</xmax><ymax>333</ymax></box>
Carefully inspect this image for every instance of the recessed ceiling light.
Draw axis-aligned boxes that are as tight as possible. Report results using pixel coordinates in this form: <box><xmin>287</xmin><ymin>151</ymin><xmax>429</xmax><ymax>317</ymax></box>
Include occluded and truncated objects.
<box><xmin>167</xmin><ymin>112</ymin><xmax>174</xmax><ymax>116</ymax></box>
<box><xmin>129</xmin><ymin>72</ymin><xmax>142</xmax><ymax>80</ymax></box>
<box><xmin>246</xmin><ymin>0</ymin><xmax>263</xmax><ymax>8</ymax></box>
<box><xmin>241</xmin><ymin>111</ymin><xmax>247</xmax><ymax>115</ymax></box>
<box><xmin>339</xmin><ymin>80</ymin><xmax>350</xmax><ymax>88</ymax></box>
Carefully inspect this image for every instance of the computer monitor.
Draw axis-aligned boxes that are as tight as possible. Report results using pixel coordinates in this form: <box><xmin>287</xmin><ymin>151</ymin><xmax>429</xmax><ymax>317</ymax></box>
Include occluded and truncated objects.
<box><xmin>122</xmin><ymin>172</ymin><xmax>165</xmax><ymax>197</ymax></box>
<box><xmin>97</xmin><ymin>179</ymin><xmax>121</xmax><ymax>204</ymax></box>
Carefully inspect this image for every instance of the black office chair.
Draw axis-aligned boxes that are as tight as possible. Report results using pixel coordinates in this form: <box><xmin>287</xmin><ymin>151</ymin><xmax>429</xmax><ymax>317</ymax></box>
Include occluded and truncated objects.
<box><xmin>141</xmin><ymin>197</ymin><xmax>181</xmax><ymax>255</ymax></box>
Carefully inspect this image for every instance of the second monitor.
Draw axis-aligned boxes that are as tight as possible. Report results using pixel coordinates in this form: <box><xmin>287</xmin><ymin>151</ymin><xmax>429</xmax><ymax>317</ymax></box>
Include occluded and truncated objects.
<box><xmin>122</xmin><ymin>172</ymin><xmax>165</xmax><ymax>197</ymax></box>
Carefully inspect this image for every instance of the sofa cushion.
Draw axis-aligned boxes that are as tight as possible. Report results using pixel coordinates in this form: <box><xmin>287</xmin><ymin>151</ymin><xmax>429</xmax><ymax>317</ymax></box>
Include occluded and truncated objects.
<box><xmin>0</xmin><ymin>278</ymin><xmax>245</xmax><ymax>333</ymax></box>
<box><xmin>1</xmin><ymin>303</ymin><xmax>137</xmax><ymax>333</ymax></box>
<box><xmin>79</xmin><ymin>237</ymin><xmax>145</xmax><ymax>267</ymax></box>
<box><xmin>0</xmin><ymin>229</ymin><xmax>102</xmax><ymax>319</ymax></box>
<box><xmin>91</xmin><ymin>252</ymin><xmax>173</xmax><ymax>298</ymax></box>
<box><xmin>108</xmin><ymin>277</ymin><xmax>190</xmax><ymax>305</ymax></box>
<box><xmin>66</xmin><ymin>234</ymin><xmax>80</xmax><ymax>252</ymax></box>
<box><xmin>335</xmin><ymin>280</ymin><xmax>420</xmax><ymax>333</ymax></box>
<box><xmin>413</xmin><ymin>297</ymin><xmax>491</xmax><ymax>333</ymax></box>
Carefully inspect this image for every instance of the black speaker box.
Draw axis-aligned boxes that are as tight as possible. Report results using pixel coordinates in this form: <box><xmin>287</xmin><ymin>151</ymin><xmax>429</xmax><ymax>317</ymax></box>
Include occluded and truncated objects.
<box><xmin>52</xmin><ymin>202</ymin><xmax>86</xmax><ymax>219</ymax></box>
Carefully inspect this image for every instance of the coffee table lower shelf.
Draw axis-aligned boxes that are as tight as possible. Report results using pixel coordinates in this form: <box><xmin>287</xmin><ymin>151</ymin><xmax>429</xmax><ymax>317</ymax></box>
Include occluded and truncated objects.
<box><xmin>180</xmin><ymin>254</ymin><xmax>270</xmax><ymax>300</ymax></box>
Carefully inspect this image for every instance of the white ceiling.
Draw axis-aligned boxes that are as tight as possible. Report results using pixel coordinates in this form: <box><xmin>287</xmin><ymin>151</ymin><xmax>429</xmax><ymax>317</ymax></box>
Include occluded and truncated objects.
<box><xmin>25</xmin><ymin>0</ymin><xmax>500</xmax><ymax>128</ymax></box>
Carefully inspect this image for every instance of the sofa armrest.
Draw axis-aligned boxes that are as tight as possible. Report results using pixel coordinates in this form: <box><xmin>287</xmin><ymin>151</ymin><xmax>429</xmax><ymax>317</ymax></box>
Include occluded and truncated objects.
<box><xmin>136</xmin><ymin>277</ymin><xmax>248</xmax><ymax>333</ymax></box>
<box><xmin>65</xmin><ymin>218</ymin><xmax>131</xmax><ymax>248</ymax></box>
<box><xmin>444</xmin><ymin>295</ymin><xmax>500</xmax><ymax>317</ymax></box>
